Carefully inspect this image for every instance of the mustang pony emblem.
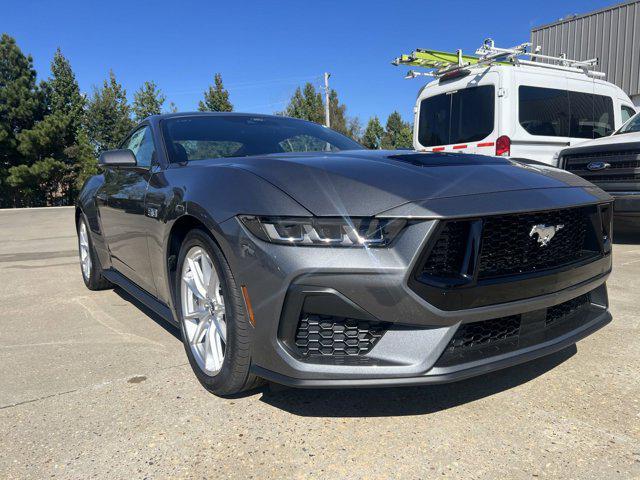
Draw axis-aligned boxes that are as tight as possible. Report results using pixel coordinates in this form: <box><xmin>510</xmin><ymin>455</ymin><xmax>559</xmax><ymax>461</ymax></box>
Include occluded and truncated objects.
<box><xmin>529</xmin><ymin>224</ymin><xmax>564</xmax><ymax>247</ymax></box>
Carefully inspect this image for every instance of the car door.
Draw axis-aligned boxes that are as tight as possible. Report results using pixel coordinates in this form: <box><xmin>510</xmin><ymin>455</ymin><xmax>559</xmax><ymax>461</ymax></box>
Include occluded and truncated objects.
<box><xmin>96</xmin><ymin>125</ymin><xmax>158</xmax><ymax>296</ymax></box>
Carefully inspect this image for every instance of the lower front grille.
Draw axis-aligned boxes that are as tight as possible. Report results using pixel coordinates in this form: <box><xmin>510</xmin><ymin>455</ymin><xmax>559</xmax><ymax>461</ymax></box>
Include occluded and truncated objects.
<box><xmin>436</xmin><ymin>292</ymin><xmax>595</xmax><ymax>367</ymax></box>
<box><xmin>295</xmin><ymin>314</ymin><xmax>388</xmax><ymax>357</ymax></box>
<box><xmin>546</xmin><ymin>293</ymin><xmax>590</xmax><ymax>326</ymax></box>
<box><xmin>447</xmin><ymin>315</ymin><xmax>521</xmax><ymax>352</ymax></box>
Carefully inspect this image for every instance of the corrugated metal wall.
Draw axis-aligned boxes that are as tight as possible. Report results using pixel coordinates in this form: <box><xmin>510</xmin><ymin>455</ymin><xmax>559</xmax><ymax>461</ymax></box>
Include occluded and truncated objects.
<box><xmin>531</xmin><ymin>1</ymin><xmax>640</xmax><ymax>101</ymax></box>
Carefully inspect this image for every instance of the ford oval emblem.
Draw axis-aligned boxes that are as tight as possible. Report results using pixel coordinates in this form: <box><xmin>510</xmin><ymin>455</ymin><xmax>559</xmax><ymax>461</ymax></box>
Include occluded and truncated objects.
<box><xmin>587</xmin><ymin>161</ymin><xmax>611</xmax><ymax>171</ymax></box>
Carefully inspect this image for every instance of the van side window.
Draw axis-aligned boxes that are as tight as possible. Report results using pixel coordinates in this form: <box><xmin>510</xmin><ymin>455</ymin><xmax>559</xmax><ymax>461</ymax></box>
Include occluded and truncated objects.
<box><xmin>621</xmin><ymin>105</ymin><xmax>636</xmax><ymax>124</ymax></box>
<box><xmin>418</xmin><ymin>85</ymin><xmax>494</xmax><ymax>147</ymax></box>
<box><xmin>519</xmin><ymin>86</ymin><xmax>614</xmax><ymax>139</ymax></box>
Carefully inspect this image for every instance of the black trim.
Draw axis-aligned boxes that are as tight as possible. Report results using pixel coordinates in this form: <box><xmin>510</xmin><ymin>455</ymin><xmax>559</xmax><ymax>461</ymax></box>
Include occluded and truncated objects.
<box><xmin>102</xmin><ymin>269</ymin><xmax>177</xmax><ymax>326</ymax></box>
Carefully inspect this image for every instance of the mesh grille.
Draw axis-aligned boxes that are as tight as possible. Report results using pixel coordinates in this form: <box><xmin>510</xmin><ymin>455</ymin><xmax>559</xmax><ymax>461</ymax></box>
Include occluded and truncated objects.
<box><xmin>295</xmin><ymin>314</ymin><xmax>387</xmax><ymax>357</ymax></box>
<box><xmin>421</xmin><ymin>222</ymin><xmax>468</xmax><ymax>278</ymax></box>
<box><xmin>437</xmin><ymin>292</ymin><xmax>597</xmax><ymax>367</ymax></box>
<box><xmin>477</xmin><ymin>207</ymin><xmax>597</xmax><ymax>279</ymax></box>
<box><xmin>446</xmin><ymin>315</ymin><xmax>521</xmax><ymax>352</ymax></box>
<box><xmin>546</xmin><ymin>294</ymin><xmax>590</xmax><ymax>326</ymax></box>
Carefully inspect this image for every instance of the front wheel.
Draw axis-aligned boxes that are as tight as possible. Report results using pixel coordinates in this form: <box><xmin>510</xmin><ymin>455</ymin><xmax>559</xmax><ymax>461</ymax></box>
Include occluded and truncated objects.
<box><xmin>176</xmin><ymin>229</ymin><xmax>262</xmax><ymax>396</ymax></box>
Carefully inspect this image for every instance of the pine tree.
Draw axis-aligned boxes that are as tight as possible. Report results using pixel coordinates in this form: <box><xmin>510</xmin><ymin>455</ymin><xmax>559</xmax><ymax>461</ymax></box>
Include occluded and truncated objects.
<box><xmin>362</xmin><ymin>116</ymin><xmax>384</xmax><ymax>149</ymax></box>
<box><xmin>0</xmin><ymin>34</ymin><xmax>45</xmax><ymax>206</ymax></box>
<box><xmin>282</xmin><ymin>83</ymin><xmax>324</xmax><ymax>124</ymax></box>
<box><xmin>347</xmin><ymin>117</ymin><xmax>362</xmax><ymax>143</ymax></box>
<box><xmin>85</xmin><ymin>70</ymin><xmax>134</xmax><ymax>153</ymax></box>
<box><xmin>198</xmin><ymin>73</ymin><xmax>232</xmax><ymax>112</ymax></box>
<box><xmin>12</xmin><ymin>49</ymin><xmax>89</xmax><ymax>205</ymax></box>
<box><xmin>133</xmin><ymin>81</ymin><xmax>165</xmax><ymax>121</ymax></box>
<box><xmin>381</xmin><ymin>111</ymin><xmax>413</xmax><ymax>149</ymax></box>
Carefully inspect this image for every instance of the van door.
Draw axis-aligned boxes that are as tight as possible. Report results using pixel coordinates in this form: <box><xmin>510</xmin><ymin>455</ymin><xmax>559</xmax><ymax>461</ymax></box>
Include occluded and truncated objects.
<box><xmin>414</xmin><ymin>71</ymin><xmax>499</xmax><ymax>155</ymax></box>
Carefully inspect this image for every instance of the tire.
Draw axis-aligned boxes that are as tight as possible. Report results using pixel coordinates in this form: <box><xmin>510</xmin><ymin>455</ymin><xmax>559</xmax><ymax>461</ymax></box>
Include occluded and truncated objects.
<box><xmin>77</xmin><ymin>215</ymin><xmax>112</xmax><ymax>291</ymax></box>
<box><xmin>175</xmin><ymin>228</ymin><xmax>263</xmax><ymax>396</ymax></box>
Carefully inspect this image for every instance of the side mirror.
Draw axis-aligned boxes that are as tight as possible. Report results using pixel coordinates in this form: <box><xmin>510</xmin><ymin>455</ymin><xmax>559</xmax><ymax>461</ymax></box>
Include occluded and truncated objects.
<box><xmin>99</xmin><ymin>149</ymin><xmax>137</xmax><ymax>167</ymax></box>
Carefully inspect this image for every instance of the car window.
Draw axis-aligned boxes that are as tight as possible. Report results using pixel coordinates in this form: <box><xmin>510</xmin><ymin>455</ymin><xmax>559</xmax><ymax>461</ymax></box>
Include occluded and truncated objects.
<box><xmin>279</xmin><ymin>134</ymin><xmax>337</xmax><ymax>152</ymax></box>
<box><xmin>123</xmin><ymin>126</ymin><xmax>155</xmax><ymax>167</ymax></box>
<box><xmin>418</xmin><ymin>85</ymin><xmax>494</xmax><ymax>147</ymax></box>
<box><xmin>616</xmin><ymin>113</ymin><xmax>640</xmax><ymax>135</ymax></box>
<box><xmin>519</xmin><ymin>86</ymin><xmax>614</xmax><ymax>139</ymax></box>
<box><xmin>161</xmin><ymin>115</ymin><xmax>363</xmax><ymax>162</ymax></box>
<box><xmin>621</xmin><ymin>105</ymin><xmax>636</xmax><ymax>124</ymax></box>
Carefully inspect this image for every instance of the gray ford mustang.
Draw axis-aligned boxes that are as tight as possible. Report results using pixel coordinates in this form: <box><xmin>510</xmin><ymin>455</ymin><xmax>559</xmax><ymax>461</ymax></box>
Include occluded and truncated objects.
<box><xmin>76</xmin><ymin>112</ymin><xmax>613</xmax><ymax>396</ymax></box>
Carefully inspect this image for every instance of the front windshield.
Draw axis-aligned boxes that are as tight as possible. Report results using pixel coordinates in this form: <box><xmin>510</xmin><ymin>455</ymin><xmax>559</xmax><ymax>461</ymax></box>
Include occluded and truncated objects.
<box><xmin>616</xmin><ymin>113</ymin><xmax>640</xmax><ymax>135</ymax></box>
<box><xmin>161</xmin><ymin>115</ymin><xmax>363</xmax><ymax>162</ymax></box>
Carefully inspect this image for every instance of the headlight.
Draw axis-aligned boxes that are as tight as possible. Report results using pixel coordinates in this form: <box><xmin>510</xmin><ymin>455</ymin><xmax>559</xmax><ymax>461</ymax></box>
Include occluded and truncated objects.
<box><xmin>238</xmin><ymin>216</ymin><xmax>407</xmax><ymax>247</ymax></box>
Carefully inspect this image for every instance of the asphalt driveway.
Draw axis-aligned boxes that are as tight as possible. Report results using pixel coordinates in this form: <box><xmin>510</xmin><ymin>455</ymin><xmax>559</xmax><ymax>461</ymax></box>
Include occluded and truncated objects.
<box><xmin>0</xmin><ymin>207</ymin><xmax>638</xmax><ymax>479</ymax></box>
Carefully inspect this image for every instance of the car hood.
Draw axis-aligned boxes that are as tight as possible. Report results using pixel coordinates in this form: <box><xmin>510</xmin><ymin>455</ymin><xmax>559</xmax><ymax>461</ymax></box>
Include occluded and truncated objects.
<box><xmin>561</xmin><ymin>131</ymin><xmax>640</xmax><ymax>152</ymax></box>
<box><xmin>218</xmin><ymin>150</ymin><xmax>597</xmax><ymax>217</ymax></box>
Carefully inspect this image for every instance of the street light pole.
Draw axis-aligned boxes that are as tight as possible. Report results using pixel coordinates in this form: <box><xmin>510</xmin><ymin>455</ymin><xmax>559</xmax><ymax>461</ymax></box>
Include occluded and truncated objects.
<box><xmin>324</xmin><ymin>72</ymin><xmax>331</xmax><ymax>128</ymax></box>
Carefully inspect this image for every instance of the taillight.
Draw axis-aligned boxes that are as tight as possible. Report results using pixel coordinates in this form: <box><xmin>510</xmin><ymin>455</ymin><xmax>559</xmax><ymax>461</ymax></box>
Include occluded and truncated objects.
<box><xmin>495</xmin><ymin>135</ymin><xmax>510</xmax><ymax>156</ymax></box>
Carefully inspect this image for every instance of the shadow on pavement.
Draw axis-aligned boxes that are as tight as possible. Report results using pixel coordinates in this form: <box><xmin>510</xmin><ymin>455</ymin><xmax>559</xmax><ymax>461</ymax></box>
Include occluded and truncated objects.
<box><xmin>259</xmin><ymin>345</ymin><xmax>577</xmax><ymax>417</ymax></box>
<box><xmin>113</xmin><ymin>287</ymin><xmax>181</xmax><ymax>341</ymax></box>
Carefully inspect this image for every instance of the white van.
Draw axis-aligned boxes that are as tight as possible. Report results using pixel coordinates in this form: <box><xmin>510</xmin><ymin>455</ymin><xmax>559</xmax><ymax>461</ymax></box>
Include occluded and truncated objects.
<box><xmin>411</xmin><ymin>64</ymin><xmax>636</xmax><ymax>166</ymax></box>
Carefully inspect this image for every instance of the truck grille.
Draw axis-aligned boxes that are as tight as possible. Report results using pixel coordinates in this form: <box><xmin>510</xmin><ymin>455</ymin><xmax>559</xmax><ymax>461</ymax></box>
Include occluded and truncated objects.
<box><xmin>417</xmin><ymin>206</ymin><xmax>601</xmax><ymax>281</ymax></box>
<box><xmin>564</xmin><ymin>150</ymin><xmax>640</xmax><ymax>185</ymax></box>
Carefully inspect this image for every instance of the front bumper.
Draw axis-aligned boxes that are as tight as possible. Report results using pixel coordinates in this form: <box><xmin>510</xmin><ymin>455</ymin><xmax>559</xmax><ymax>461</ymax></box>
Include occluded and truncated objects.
<box><xmin>611</xmin><ymin>192</ymin><xmax>640</xmax><ymax>229</ymax></box>
<box><xmin>218</xmin><ymin>211</ymin><xmax>611</xmax><ymax>387</ymax></box>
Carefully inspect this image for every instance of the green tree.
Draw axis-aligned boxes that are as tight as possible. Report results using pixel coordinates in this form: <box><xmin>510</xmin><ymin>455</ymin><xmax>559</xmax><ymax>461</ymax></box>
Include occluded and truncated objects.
<box><xmin>362</xmin><ymin>116</ymin><xmax>384</xmax><ymax>149</ymax></box>
<box><xmin>381</xmin><ymin>111</ymin><xmax>413</xmax><ymax>149</ymax></box>
<box><xmin>133</xmin><ymin>81</ymin><xmax>165</xmax><ymax>121</ymax></box>
<box><xmin>85</xmin><ymin>70</ymin><xmax>134</xmax><ymax>153</ymax></box>
<box><xmin>0</xmin><ymin>34</ymin><xmax>45</xmax><ymax>206</ymax></box>
<box><xmin>12</xmin><ymin>49</ymin><xmax>89</xmax><ymax>205</ymax></box>
<box><xmin>346</xmin><ymin>117</ymin><xmax>362</xmax><ymax>143</ymax></box>
<box><xmin>282</xmin><ymin>83</ymin><xmax>324</xmax><ymax>124</ymax></box>
<box><xmin>282</xmin><ymin>83</ymin><xmax>357</xmax><ymax>139</ymax></box>
<box><xmin>198</xmin><ymin>73</ymin><xmax>232</xmax><ymax>112</ymax></box>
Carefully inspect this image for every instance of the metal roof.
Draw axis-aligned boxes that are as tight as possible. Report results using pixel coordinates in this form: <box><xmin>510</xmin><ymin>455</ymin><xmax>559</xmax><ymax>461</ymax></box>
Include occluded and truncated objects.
<box><xmin>531</xmin><ymin>1</ymin><xmax>640</xmax><ymax>97</ymax></box>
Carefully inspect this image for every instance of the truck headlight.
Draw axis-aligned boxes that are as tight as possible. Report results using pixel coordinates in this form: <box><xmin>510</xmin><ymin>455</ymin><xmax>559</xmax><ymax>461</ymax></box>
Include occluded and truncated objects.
<box><xmin>239</xmin><ymin>216</ymin><xmax>407</xmax><ymax>247</ymax></box>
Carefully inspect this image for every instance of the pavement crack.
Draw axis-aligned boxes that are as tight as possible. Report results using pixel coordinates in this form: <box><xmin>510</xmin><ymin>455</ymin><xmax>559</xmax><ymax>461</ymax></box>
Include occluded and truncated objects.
<box><xmin>0</xmin><ymin>362</ymin><xmax>189</xmax><ymax>410</ymax></box>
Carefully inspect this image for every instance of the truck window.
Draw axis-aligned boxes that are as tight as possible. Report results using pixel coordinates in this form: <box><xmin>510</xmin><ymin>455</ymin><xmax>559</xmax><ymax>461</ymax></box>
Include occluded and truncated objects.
<box><xmin>418</xmin><ymin>85</ymin><xmax>494</xmax><ymax>146</ymax></box>
<box><xmin>519</xmin><ymin>86</ymin><xmax>614</xmax><ymax>139</ymax></box>
<box><xmin>621</xmin><ymin>105</ymin><xmax>636</xmax><ymax>124</ymax></box>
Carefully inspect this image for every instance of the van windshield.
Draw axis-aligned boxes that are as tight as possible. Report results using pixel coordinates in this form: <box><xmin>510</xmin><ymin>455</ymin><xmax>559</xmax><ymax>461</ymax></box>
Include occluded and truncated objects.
<box><xmin>518</xmin><ymin>86</ymin><xmax>614</xmax><ymax>139</ymax></box>
<box><xmin>616</xmin><ymin>113</ymin><xmax>640</xmax><ymax>135</ymax></box>
<box><xmin>417</xmin><ymin>85</ymin><xmax>495</xmax><ymax>147</ymax></box>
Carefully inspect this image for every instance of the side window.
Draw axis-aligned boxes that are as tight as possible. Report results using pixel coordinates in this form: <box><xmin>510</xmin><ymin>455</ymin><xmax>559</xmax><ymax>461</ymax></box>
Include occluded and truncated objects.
<box><xmin>123</xmin><ymin>126</ymin><xmax>155</xmax><ymax>167</ymax></box>
<box><xmin>519</xmin><ymin>86</ymin><xmax>614</xmax><ymax>139</ymax></box>
<box><xmin>621</xmin><ymin>105</ymin><xmax>636</xmax><ymax>124</ymax></box>
<box><xmin>519</xmin><ymin>86</ymin><xmax>569</xmax><ymax>137</ymax></box>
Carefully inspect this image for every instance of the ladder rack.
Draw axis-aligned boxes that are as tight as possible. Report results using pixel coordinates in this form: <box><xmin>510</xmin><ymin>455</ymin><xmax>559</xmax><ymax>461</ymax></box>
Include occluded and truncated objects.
<box><xmin>393</xmin><ymin>39</ymin><xmax>605</xmax><ymax>79</ymax></box>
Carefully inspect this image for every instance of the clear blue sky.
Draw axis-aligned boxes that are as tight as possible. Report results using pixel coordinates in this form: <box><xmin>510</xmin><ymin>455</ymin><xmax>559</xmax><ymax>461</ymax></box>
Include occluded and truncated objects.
<box><xmin>3</xmin><ymin>0</ymin><xmax>617</xmax><ymax>124</ymax></box>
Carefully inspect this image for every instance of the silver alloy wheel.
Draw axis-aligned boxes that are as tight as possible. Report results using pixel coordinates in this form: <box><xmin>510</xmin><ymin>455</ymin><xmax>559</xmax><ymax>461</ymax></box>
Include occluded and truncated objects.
<box><xmin>180</xmin><ymin>246</ymin><xmax>227</xmax><ymax>376</ymax></box>
<box><xmin>79</xmin><ymin>221</ymin><xmax>92</xmax><ymax>280</ymax></box>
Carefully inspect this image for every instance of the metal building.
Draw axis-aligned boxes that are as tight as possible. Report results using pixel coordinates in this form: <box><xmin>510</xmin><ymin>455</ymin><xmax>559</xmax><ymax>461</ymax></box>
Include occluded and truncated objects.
<box><xmin>531</xmin><ymin>0</ymin><xmax>640</xmax><ymax>106</ymax></box>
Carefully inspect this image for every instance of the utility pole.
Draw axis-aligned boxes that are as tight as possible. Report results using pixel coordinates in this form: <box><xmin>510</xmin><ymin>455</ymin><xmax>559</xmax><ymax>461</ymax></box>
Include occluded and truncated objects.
<box><xmin>323</xmin><ymin>72</ymin><xmax>331</xmax><ymax>128</ymax></box>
